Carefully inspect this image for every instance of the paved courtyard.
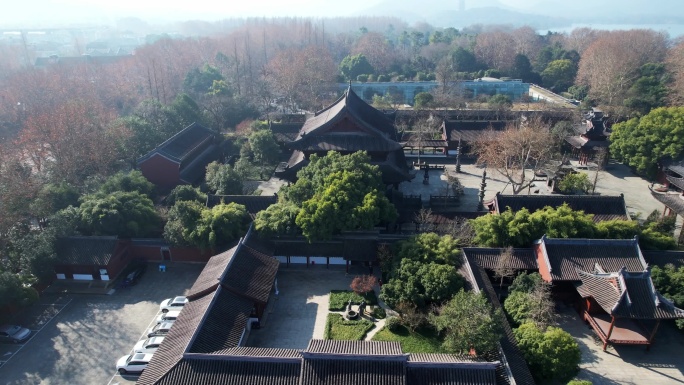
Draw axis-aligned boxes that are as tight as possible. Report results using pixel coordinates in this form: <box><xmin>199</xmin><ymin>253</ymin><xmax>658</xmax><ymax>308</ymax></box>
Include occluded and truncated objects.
<box><xmin>246</xmin><ymin>265</ymin><xmax>366</xmax><ymax>349</ymax></box>
<box><xmin>399</xmin><ymin>159</ymin><xmax>665</xmax><ymax>218</ymax></box>
<box><xmin>557</xmin><ymin>305</ymin><xmax>684</xmax><ymax>385</ymax></box>
<box><xmin>0</xmin><ymin>262</ymin><xmax>204</xmax><ymax>385</ymax></box>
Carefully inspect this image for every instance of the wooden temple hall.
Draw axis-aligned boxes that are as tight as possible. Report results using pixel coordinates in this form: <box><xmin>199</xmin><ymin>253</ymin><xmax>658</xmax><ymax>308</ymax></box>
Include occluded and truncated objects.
<box><xmin>534</xmin><ymin>236</ymin><xmax>684</xmax><ymax>351</ymax></box>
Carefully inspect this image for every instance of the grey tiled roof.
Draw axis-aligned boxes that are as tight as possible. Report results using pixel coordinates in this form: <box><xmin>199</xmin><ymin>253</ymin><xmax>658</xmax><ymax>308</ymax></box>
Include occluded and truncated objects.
<box><xmin>154</xmin><ymin>356</ymin><xmax>301</xmax><ymax>385</ymax></box>
<box><xmin>305</xmin><ymin>340</ymin><xmax>403</xmax><ymax>356</ymax></box>
<box><xmin>462</xmin><ymin>248</ymin><xmax>538</xmax><ymax>270</ymax></box>
<box><xmin>488</xmin><ymin>193</ymin><xmax>630</xmax><ymax>222</ymax></box>
<box><xmin>666</xmin><ymin>175</ymin><xmax>684</xmax><ymax>190</ymax></box>
<box><xmin>186</xmin><ymin>245</ymin><xmax>237</xmax><ymax>300</ymax></box>
<box><xmin>289</xmin><ymin>134</ymin><xmax>402</xmax><ymax>152</ymax></box>
<box><xmin>269</xmin><ymin>122</ymin><xmax>303</xmax><ymax>143</ymax></box>
<box><xmin>537</xmin><ymin>237</ymin><xmax>647</xmax><ymax>282</ymax></box>
<box><xmin>220</xmin><ymin>242</ymin><xmax>279</xmax><ymax>304</ymax></box>
<box><xmin>651</xmin><ymin>190</ymin><xmax>684</xmax><ymax>216</ymax></box>
<box><xmin>408</xmin><ymin>354</ymin><xmax>485</xmax><ymax>363</ymax></box>
<box><xmin>186</xmin><ymin>287</ymin><xmax>253</xmax><ymax>354</ymax></box>
<box><xmin>642</xmin><ymin>250</ymin><xmax>684</xmax><ymax>269</ymax></box>
<box><xmin>178</xmin><ymin>144</ymin><xmax>220</xmax><ymax>184</ymax></box>
<box><xmin>300</xmin><ymin>358</ymin><xmax>406</xmax><ymax>385</ymax></box>
<box><xmin>138</xmin><ymin>122</ymin><xmax>216</xmax><ymax>164</ymax></box>
<box><xmin>205</xmin><ymin>195</ymin><xmax>277</xmax><ymax>219</ymax></box>
<box><xmin>443</xmin><ymin>121</ymin><xmax>507</xmax><ymax>143</ymax></box>
<box><xmin>576</xmin><ymin>269</ymin><xmax>684</xmax><ymax>320</ymax></box>
<box><xmin>55</xmin><ymin>236</ymin><xmax>119</xmax><ymax>266</ymax></box>
<box><xmin>221</xmin><ymin>346</ymin><xmax>302</xmax><ymax>359</ymax></box>
<box><xmin>406</xmin><ymin>365</ymin><xmax>498</xmax><ymax>385</ymax></box>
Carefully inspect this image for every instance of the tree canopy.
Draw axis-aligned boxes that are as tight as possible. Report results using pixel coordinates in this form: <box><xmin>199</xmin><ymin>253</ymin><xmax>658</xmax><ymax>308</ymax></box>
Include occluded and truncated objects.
<box><xmin>431</xmin><ymin>289</ymin><xmax>503</xmax><ymax>356</ymax></box>
<box><xmin>514</xmin><ymin>323</ymin><xmax>581</xmax><ymax>382</ymax></box>
<box><xmin>164</xmin><ymin>201</ymin><xmax>247</xmax><ymax>249</ymax></box>
<box><xmin>609</xmin><ymin>107</ymin><xmax>684</xmax><ymax>177</ymax></box>
<box><xmin>339</xmin><ymin>54</ymin><xmax>375</xmax><ymax>80</ymax></box>
<box><xmin>78</xmin><ymin>191</ymin><xmax>160</xmax><ymax>238</ymax></box>
<box><xmin>651</xmin><ymin>264</ymin><xmax>684</xmax><ymax>329</ymax></box>
<box><xmin>205</xmin><ymin>161</ymin><xmax>244</xmax><ymax>195</ymax></box>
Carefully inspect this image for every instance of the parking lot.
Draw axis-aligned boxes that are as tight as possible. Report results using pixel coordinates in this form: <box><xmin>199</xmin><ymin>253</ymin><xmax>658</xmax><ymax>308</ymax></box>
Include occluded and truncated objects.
<box><xmin>0</xmin><ymin>262</ymin><xmax>204</xmax><ymax>385</ymax></box>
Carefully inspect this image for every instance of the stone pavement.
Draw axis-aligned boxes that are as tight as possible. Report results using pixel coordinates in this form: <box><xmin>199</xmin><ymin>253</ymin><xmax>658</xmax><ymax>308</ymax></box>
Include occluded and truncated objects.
<box><xmin>557</xmin><ymin>305</ymin><xmax>684</xmax><ymax>385</ymax></box>
<box><xmin>246</xmin><ymin>265</ymin><xmax>357</xmax><ymax>349</ymax></box>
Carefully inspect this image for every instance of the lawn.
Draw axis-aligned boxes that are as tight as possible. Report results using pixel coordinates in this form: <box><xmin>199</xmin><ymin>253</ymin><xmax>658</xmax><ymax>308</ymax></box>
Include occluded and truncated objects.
<box><xmin>324</xmin><ymin>313</ymin><xmax>375</xmax><ymax>340</ymax></box>
<box><xmin>372</xmin><ymin>324</ymin><xmax>446</xmax><ymax>353</ymax></box>
<box><xmin>328</xmin><ymin>290</ymin><xmax>378</xmax><ymax>311</ymax></box>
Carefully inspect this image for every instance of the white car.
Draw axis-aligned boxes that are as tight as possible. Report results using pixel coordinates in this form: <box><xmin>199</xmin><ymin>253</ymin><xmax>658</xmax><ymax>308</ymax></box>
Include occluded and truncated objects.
<box><xmin>133</xmin><ymin>336</ymin><xmax>164</xmax><ymax>354</ymax></box>
<box><xmin>147</xmin><ymin>322</ymin><xmax>174</xmax><ymax>338</ymax></box>
<box><xmin>159</xmin><ymin>296</ymin><xmax>188</xmax><ymax>313</ymax></box>
<box><xmin>156</xmin><ymin>310</ymin><xmax>181</xmax><ymax>324</ymax></box>
<box><xmin>116</xmin><ymin>352</ymin><xmax>153</xmax><ymax>374</ymax></box>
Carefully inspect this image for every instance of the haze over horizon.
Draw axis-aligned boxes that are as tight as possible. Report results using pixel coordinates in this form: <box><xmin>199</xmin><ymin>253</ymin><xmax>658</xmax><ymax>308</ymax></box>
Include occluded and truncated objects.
<box><xmin>2</xmin><ymin>0</ymin><xmax>683</xmax><ymax>28</ymax></box>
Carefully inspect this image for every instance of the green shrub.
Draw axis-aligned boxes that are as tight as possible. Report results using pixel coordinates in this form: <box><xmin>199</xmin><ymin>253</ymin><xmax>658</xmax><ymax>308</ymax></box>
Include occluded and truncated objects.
<box><xmin>514</xmin><ymin>323</ymin><xmax>581</xmax><ymax>382</ymax></box>
<box><xmin>567</xmin><ymin>381</ymin><xmax>592</xmax><ymax>385</ymax></box>
<box><xmin>325</xmin><ymin>313</ymin><xmax>374</xmax><ymax>340</ymax></box>
<box><xmin>371</xmin><ymin>306</ymin><xmax>386</xmax><ymax>319</ymax></box>
<box><xmin>385</xmin><ymin>316</ymin><xmax>401</xmax><ymax>332</ymax></box>
<box><xmin>328</xmin><ymin>290</ymin><xmax>378</xmax><ymax>311</ymax></box>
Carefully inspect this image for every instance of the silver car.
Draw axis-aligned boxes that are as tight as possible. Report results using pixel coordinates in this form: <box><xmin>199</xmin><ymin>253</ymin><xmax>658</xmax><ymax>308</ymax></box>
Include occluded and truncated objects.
<box><xmin>0</xmin><ymin>324</ymin><xmax>31</xmax><ymax>343</ymax></box>
<box><xmin>155</xmin><ymin>310</ymin><xmax>181</xmax><ymax>324</ymax></box>
<box><xmin>133</xmin><ymin>336</ymin><xmax>164</xmax><ymax>354</ymax></box>
<box><xmin>147</xmin><ymin>322</ymin><xmax>174</xmax><ymax>338</ymax></box>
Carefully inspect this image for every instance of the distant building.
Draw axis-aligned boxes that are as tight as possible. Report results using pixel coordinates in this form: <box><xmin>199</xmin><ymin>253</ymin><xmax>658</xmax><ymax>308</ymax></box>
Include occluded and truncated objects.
<box><xmin>53</xmin><ymin>236</ymin><xmax>130</xmax><ymax>282</ymax></box>
<box><xmin>565</xmin><ymin>108</ymin><xmax>610</xmax><ymax>165</ymax></box>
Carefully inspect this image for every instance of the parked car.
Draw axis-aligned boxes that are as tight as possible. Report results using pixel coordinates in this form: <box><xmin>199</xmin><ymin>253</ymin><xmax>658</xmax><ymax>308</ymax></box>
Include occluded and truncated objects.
<box><xmin>120</xmin><ymin>263</ymin><xmax>147</xmax><ymax>287</ymax></box>
<box><xmin>0</xmin><ymin>324</ymin><xmax>31</xmax><ymax>343</ymax></box>
<box><xmin>147</xmin><ymin>322</ymin><xmax>174</xmax><ymax>338</ymax></box>
<box><xmin>133</xmin><ymin>336</ymin><xmax>164</xmax><ymax>354</ymax></box>
<box><xmin>116</xmin><ymin>352</ymin><xmax>153</xmax><ymax>374</ymax></box>
<box><xmin>159</xmin><ymin>296</ymin><xmax>188</xmax><ymax>313</ymax></box>
<box><xmin>156</xmin><ymin>310</ymin><xmax>181</xmax><ymax>324</ymax></box>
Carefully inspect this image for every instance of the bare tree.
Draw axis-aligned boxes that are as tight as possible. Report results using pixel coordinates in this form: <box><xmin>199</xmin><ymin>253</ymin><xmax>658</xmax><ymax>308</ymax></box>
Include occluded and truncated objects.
<box><xmin>441</xmin><ymin>217</ymin><xmax>475</xmax><ymax>246</ymax></box>
<box><xmin>396</xmin><ymin>115</ymin><xmax>440</xmax><ymax>165</ymax></box>
<box><xmin>493</xmin><ymin>247</ymin><xmax>516</xmax><ymax>288</ymax></box>
<box><xmin>414</xmin><ymin>208</ymin><xmax>435</xmax><ymax>233</ymax></box>
<box><xmin>666</xmin><ymin>37</ymin><xmax>684</xmax><ymax>105</ymax></box>
<box><xmin>528</xmin><ymin>280</ymin><xmax>556</xmax><ymax>330</ymax></box>
<box><xmin>591</xmin><ymin>147</ymin><xmax>608</xmax><ymax>194</ymax></box>
<box><xmin>474</xmin><ymin>117</ymin><xmax>555</xmax><ymax>195</ymax></box>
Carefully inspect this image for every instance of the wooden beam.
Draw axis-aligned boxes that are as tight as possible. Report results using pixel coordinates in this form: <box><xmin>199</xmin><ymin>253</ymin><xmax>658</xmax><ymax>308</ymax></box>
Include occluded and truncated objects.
<box><xmin>647</xmin><ymin>320</ymin><xmax>661</xmax><ymax>351</ymax></box>
<box><xmin>603</xmin><ymin>315</ymin><xmax>616</xmax><ymax>351</ymax></box>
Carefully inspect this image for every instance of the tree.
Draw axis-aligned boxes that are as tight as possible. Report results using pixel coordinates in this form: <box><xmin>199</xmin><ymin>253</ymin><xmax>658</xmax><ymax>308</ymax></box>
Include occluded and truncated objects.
<box><xmin>577</xmin><ymin>30</ymin><xmax>667</xmax><ymax>107</ymax></box>
<box><xmin>623</xmin><ymin>63</ymin><xmax>668</xmax><ymax>116</ymax></box>
<box><xmin>165</xmin><ymin>185</ymin><xmax>207</xmax><ymax>206</ymax></box>
<box><xmin>474</xmin><ymin>31</ymin><xmax>516</xmax><ymax>71</ymax></box>
<box><xmin>99</xmin><ymin>170</ymin><xmax>156</xmax><ymax>198</ymax></box>
<box><xmin>164</xmin><ymin>201</ymin><xmax>247</xmax><ymax>249</ymax></box>
<box><xmin>504</xmin><ymin>278</ymin><xmax>556</xmax><ymax>329</ymax></box>
<box><xmin>29</xmin><ymin>181</ymin><xmax>80</xmax><ymax>219</ymax></box>
<box><xmin>253</xmin><ymin>202</ymin><xmax>300</xmax><ymax>237</ymax></box>
<box><xmin>666</xmin><ymin>38</ymin><xmax>684</xmax><ymax>104</ymax></box>
<box><xmin>651</xmin><ymin>264</ymin><xmax>684</xmax><ymax>329</ymax></box>
<box><xmin>350</xmin><ymin>275</ymin><xmax>377</xmax><ymax>295</ymax></box>
<box><xmin>541</xmin><ymin>59</ymin><xmax>577</xmax><ymax>92</ymax></box>
<box><xmin>430</xmin><ymin>289</ymin><xmax>503</xmax><ymax>355</ymax></box>
<box><xmin>205</xmin><ymin>161</ymin><xmax>244</xmax><ymax>195</ymax></box>
<box><xmin>413</xmin><ymin>92</ymin><xmax>434</xmax><ymax>109</ymax></box>
<box><xmin>470</xmin><ymin>204</ymin><xmax>596</xmax><ymax>247</ymax></box>
<box><xmin>339</xmin><ymin>54</ymin><xmax>375</xmax><ymax>80</ymax></box>
<box><xmin>474</xmin><ymin>118</ymin><xmax>555</xmax><ymax>195</ymax></box>
<box><xmin>514</xmin><ymin>323</ymin><xmax>581</xmax><ymax>382</ymax></box>
<box><xmin>248</xmin><ymin>129</ymin><xmax>280</xmax><ymax>167</ymax></box>
<box><xmin>493</xmin><ymin>246</ymin><xmax>516</xmax><ymax>288</ymax></box>
<box><xmin>557</xmin><ymin>173</ymin><xmax>592</xmax><ymax>195</ymax></box>
<box><xmin>392</xmin><ymin>233</ymin><xmax>462</xmax><ymax>268</ymax></box>
<box><xmin>78</xmin><ymin>191</ymin><xmax>160</xmax><ymax>238</ymax></box>
<box><xmin>609</xmin><ymin>107</ymin><xmax>684</xmax><ymax>177</ymax></box>
<box><xmin>295</xmin><ymin>169</ymin><xmax>396</xmax><ymax>241</ymax></box>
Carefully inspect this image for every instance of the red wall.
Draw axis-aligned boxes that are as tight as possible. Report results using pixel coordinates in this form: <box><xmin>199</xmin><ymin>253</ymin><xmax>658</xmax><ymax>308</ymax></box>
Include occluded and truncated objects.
<box><xmin>534</xmin><ymin>243</ymin><xmax>553</xmax><ymax>282</ymax></box>
<box><xmin>139</xmin><ymin>154</ymin><xmax>181</xmax><ymax>189</ymax></box>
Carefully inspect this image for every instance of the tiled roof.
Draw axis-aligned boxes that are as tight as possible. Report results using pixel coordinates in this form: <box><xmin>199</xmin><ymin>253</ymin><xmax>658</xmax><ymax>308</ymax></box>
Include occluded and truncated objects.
<box><xmin>289</xmin><ymin>134</ymin><xmax>402</xmax><ymax>152</ymax></box>
<box><xmin>178</xmin><ymin>144</ymin><xmax>220</xmax><ymax>184</ymax></box>
<box><xmin>300</xmin><ymin>358</ymin><xmax>406</xmax><ymax>385</ymax></box>
<box><xmin>205</xmin><ymin>195</ymin><xmax>277</xmax><ymax>219</ymax></box>
<box><xmin>666</xmin><ymin>175</ymin><xmax>684</xmax><ymax>190</ymax></box>
<box><xmin>296</xmin><ymin>87</ymin><xmax>398</xmax><ymax>141</ymax></box>
<box><xmin>406</xmin><ymin>364</ymin><xmax>498</xmax><ymax>385</ymax></box>
<box><xmin>642</xmin><ymin>250</ymin><xmax>684</xmax><ymax>269</ymax></box>
<box><xmin>408</xmin><ymin>354</ymin><xmax>484</xmax><ymax>363</ymax></box>
<box><xmin>138</xmin><ymin>122</ymin><xmax>216</xmax><ymax>164</ymax></box>
<box><xmin>576</xmin><ymin>269</ymin><xmax>684</xmax><ymax>320</ymax></box>
<box><xmin>153</xmin><ymin>357</ymin><xmax>301</xmax><ymax>385</ymax></box>
<box><xmin>221</xmin><ymin>346</ymin><xmax>302</xmax><ymax>359</ymax></box>
<box><xmin>186</xmin><ymin>245</ymin><xmax>238</xmax><ymax>300</ymax></box>
<box><xmin>443</xmin><ymin>121</ymin><xmax>506</xmax><ymax>143</ymax></box>
<box><xmin>186</xmin><ymin>287</ymin><xmax>253</xmax><ymax>354</ymax></box>
<box><xmin>305</xmin><ymin>340</ymin><xmax>403</xmax><ymax>356</ymax></box>
<box><xmin>269</xmin><ymin>122</ymin><xmax>303</xmax><ymax>143</ymax></box>
<box><xmin>667</xmin><ymin>163</ymin><xmax>684</xmax><ymax>177</ymax></box>
<box><xmin>220</xmin><ymin>242</ymin><xmax>279</xmax><ymax>304</ymax></box>
<box><xmin>137</xmin><ymin>293</ymin><xmax>214</xmax><ymax>385</ymax></box>
<box><xmin>462</xmin><ymin>248</ymin><xmax>538</xmax><ymax>270</ymax></box>
<box><xmin>564</xmin><ymin>136</ymin><xmax>610</xmax><ymax>150</ymax></box>
<box><xmin>651</xmin><ymin>190</ymin><xmax>684</xmax><ymax>216</ymax></box>
<box><xmin>537</xmin><ymin>237</ymin><xmax>647</xmax><ymax>282</ymax></box>
<box><xmin>488</xmin><ymin>193</ymin><xmax>629</xmax><ymax>222</ymax></box>
<box><xmin>460</xmin><ymin>253</ymin><xmax>536</xmax><ymax>385</ymax></box>
<box><xmin>55</xmin><ymin>236</ymin><xmax>119</xmax><ymax>266</ymax></box>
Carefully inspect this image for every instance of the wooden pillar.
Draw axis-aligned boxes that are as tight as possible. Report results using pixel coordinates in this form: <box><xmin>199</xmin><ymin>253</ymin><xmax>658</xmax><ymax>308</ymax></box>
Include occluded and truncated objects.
<box><xmin>603</xmin><ymin>315</ymin><xmax>616</xmax><ymax>351</ymax></box>
<box><xmin>346</xmin><ymin>260</ymin><xmax>349</xmax><ymax>274</ymax></box>
<box><xmin>647</xmin><ymin>320</ymin><xmax>661</xmax><ymax>351</ymax></box>
<box><xmin>326</xmin><ymin>256</ymin><xmax>329</xmax><ymax>269</ymax></box>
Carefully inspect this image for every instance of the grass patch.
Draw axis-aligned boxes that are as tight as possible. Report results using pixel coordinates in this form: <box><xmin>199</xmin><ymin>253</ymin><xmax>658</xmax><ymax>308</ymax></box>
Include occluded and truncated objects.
<box><xmin>324</xmin><ymin>313</ymin><xmax>375</xmax><ymax>340</ymax></box>
<box><xmin>372</xmin><ymin>324</ymin><xmax>446</xmax><ymax>353</ymax></box>
<box><xmin>329</xmin><ymin>290</ymin><xmax>378</xmax><ymax>311</ymax></box>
